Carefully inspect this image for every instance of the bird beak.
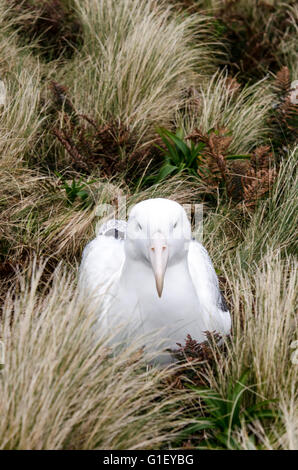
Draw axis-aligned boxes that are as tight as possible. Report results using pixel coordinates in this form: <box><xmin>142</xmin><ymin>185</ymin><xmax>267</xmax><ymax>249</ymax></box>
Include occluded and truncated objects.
<box><xmin>149</xmin><ymin>233</ymin><xmax>168</xmax><ymax>298</ymax></box>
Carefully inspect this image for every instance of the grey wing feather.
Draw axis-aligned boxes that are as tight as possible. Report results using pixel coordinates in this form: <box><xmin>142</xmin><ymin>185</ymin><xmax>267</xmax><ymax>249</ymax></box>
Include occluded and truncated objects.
<box><xmin>219</xmin><ymin>291</ymin><xmax>229</xmax><ymax>312</ymax></box>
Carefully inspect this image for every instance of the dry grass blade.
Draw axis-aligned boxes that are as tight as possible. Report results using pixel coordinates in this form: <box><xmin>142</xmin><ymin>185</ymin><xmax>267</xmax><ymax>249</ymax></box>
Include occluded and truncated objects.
<box><xmin>0</xmin><ymin>261</ymin><xmax>195</xmax><ymax>450</ymax></box>
<box><xmin>176</xmin><ymin>70</ymin><xmax>272</xmax><ymax>155</ymax></box>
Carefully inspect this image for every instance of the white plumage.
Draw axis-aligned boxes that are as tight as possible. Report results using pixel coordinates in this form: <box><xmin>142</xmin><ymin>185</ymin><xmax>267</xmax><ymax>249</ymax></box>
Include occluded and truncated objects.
<box><xmin>79</xmin><ymin>198</ymin><xmax>231</xmax><ymax>361</ymax></box>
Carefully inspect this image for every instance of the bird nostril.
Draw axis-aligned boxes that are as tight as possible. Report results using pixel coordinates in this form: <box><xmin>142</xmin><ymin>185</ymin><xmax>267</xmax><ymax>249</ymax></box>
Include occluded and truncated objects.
<box><xmin>151</xmin><ymin>246</ymin><xmax>167</xmax><ymax>251</ymax></box>
<box><xmin>150</xmin><ymin>245</ymin><xmax>168</xmax><ymax>251</ymax></box>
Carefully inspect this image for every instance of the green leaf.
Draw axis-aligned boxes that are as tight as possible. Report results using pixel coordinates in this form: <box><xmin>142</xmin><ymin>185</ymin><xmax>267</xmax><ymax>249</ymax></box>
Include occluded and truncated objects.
<box><xmin>167</xmin><ymin>133</ymin><xmax>190</xmax><ymax>161</ymax></box>
<box><xmin>156</xmin><ymin>128</ymin><xmax>180</xmax><ymax>164</ymax></box>
<box><xmin>183</xmin><ymin>420</ymin><xmax>216</xmax><ymax>434</ymax></box>
<box><xmin>156</xmin><ymin>163</ymin><xmax>178</xmax><ymax>181</ymax></box>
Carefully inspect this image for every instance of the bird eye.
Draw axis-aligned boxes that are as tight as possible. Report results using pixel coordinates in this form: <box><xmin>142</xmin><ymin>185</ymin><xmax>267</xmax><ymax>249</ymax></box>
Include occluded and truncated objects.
<box><xmin>137</xmin><ymin>222</ymin><xmax>142</xmax><ymax>231</ymax></box>
<box><xmin>173</xmin><ymin>221</ymin><xmax>178</xmax><ymax>229</ymax></box>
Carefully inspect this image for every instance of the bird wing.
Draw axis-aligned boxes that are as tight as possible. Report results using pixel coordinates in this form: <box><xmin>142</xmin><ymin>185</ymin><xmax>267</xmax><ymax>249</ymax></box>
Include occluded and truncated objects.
<box><xmin>187</xmin><ymin>240</ymin><xmax>231</xmax><ymax>336</ymax></box>
<box><xmin>79</xmin><ymin>223</ymin><xmax>126</xmax><ymax>317</ymax></box>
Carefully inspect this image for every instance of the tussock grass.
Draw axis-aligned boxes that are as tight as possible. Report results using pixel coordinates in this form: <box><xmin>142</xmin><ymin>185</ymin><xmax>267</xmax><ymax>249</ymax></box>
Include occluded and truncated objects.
<box><xmin>0</xmin><ymin>4</ymin><xmax>51</xmax><ymax>167</ymax></box>
<box><xmin>5</xmin><ymin>0</ymin><xmax>83</xmax><ymax>61</ymax></box>
<box><xmin>176</xmin><ymin>71</ymin><xmax>272</xmax><ymax>154</ymax></box>
<box><xmin>277</xmin><ymin>391</ymin><xmax>298</xmax><ymax>450</ymax></box>
<box><xmin>220</xmin><ymin>250</ymin><xmax>297</xmax><ymax>398</ymax></box>
<box><xmin>196</xmin><ymin>218</ymin><xmax>297</xmax><ymax>449</ymax></box>
<box><xmin>197</xmin><ymin>0</ymin><xmax>298</xmax><ymax>81</ymax></box>
<box><xmin>278</xmin><ymin>3</ymin><xmax>298</xmax><ymax>77</ymax></box>
<box><xmin>237</xmin><ymin>145</ymin><xmax>298</xmax><ymax>265</ymax></box>
<box><xmin>0</xmin><ymin>260</ymin><xmax>193</xmax><ymax>450</ymax></box>
<box><xmin>222</xmin><ymin>251</ymin><xmax>297</xmax><ymax>449</ymax></box>
<box><xmin>56</xmin><ymin>0</ymin><xmax>220</xmax><ymax>144</ymax></box>
<box><xmin>0</xmin><ymin>0</ymin><xmax>297</xmax><ymax>451</ymax></box>
<box><xmin>0</xmin><ymin>168</ymin><xmax>199</xmax><ymax>271</ymax></box>
<box><xmin>0</xmin><ymin>66</ymin><xmax>44</xmax><ymax>166</ymax></box>
<box><xmin>192</xmin><ymin>147</ymin><xmax>298</xmax><ymax>448</ymax></box>
<box><xmin>202</xmin><ymin>145</ymin><xmax>298</xmax><ymax>269</ymax></box>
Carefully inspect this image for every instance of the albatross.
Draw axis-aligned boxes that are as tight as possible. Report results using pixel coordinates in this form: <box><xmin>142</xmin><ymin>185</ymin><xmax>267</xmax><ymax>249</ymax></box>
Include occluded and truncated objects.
<box><xmin>79</xmin><ymin>198</ymin><xmax>231</xmax><ymax>361</ymax></box>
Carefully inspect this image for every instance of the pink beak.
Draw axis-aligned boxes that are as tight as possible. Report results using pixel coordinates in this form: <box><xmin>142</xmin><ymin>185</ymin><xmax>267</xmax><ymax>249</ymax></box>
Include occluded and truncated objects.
<box><xmin>149</xmin><ymin>233</ymin><xmax>168</xmax><ymax>297</ymax></box>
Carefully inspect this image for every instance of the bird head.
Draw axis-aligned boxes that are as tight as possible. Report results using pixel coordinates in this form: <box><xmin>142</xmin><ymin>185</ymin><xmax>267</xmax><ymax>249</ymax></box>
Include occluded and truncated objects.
<box><xmin>125</xmin><ymin>198</ymin><xmax>192</xmax><ymax>297</ymax></box>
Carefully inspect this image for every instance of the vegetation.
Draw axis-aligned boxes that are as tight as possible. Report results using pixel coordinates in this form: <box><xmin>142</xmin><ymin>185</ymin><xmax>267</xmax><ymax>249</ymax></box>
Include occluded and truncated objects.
<box><xmin>182</xmin><ymin>371</ymin><xmax>277</xmax><ymax>449</ymax></box>
<box><xmin>0</xmin><ymin>0</ymin><xmax>297</xmax><ymax>450</ymax></box>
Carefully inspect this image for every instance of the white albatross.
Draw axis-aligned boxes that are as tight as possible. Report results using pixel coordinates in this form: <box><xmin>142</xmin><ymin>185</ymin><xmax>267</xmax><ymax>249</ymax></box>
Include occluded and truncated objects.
<box><xmin>79</xmin><ymin>198</ymin><xmax>231</xmax><ymax>362</ymax></box>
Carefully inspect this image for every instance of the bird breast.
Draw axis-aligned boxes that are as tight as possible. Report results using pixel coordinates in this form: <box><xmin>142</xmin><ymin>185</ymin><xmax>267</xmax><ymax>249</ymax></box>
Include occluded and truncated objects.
<box><xmin>107</xmin><ymin>257</ymin><xmax>209</xmax><ymax>349</ymax></box>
